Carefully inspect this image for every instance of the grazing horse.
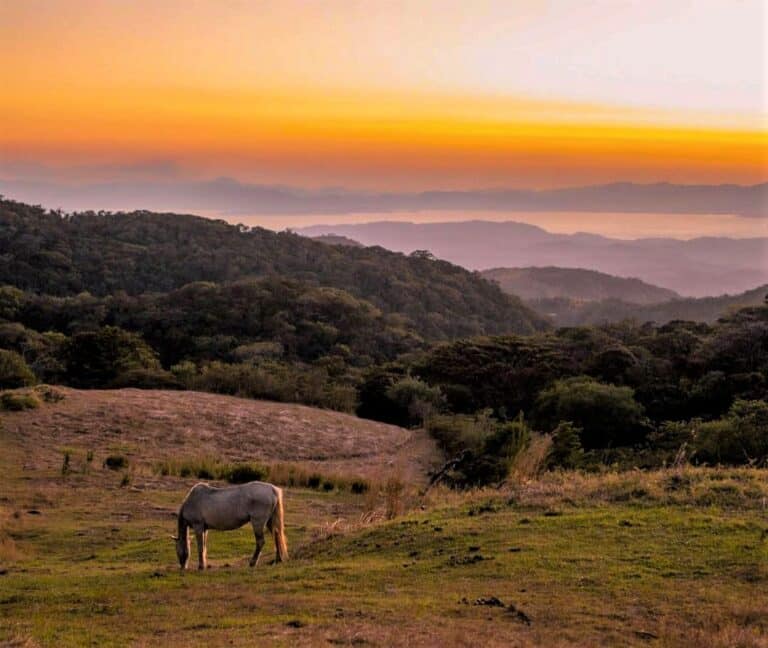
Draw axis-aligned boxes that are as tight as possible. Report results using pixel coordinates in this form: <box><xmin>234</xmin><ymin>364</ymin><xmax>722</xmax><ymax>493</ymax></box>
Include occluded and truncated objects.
<box><xmin>172</xmin><ymin>481</ymin><xmax>288</xmax><ymax>570</ymax></box>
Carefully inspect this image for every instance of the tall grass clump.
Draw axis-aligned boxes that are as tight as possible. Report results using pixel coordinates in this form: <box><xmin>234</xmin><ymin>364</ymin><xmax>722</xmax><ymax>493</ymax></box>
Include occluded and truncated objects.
<box><xmin>0</xmin><ymin>391</ymin><xmax>40</xmax><ymax>411</ymax></box>
<box><xmin>154</xmin><ymin>458</ymin><xmax>371</xmax><ymax>493</ymax></box>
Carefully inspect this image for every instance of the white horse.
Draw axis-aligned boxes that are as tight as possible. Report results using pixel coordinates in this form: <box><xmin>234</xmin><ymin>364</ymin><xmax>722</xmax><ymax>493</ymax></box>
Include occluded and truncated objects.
<box><xmin>172</xmin><ymin>481</ymin><xmax>288</xmax><ymax>570</ymax></box>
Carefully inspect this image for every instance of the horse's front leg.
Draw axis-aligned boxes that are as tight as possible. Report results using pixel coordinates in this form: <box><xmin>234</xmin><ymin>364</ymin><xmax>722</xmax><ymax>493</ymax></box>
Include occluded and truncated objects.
<box><xmin>194</xmin><ymin>527</ymin><xmax>206</xmax><ymax>570</ymax></box>
<box><xmin>250</xmin><ymin>520</ymin><xmax>265</xmax><ymax>567</ymax></box>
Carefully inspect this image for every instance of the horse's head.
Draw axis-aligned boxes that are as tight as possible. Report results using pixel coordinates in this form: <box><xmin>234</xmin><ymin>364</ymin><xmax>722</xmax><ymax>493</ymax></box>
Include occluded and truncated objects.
<box><xmin>172</xmin><ymin>533</ymin><xmax>189</xmax><ymax>570</ymax></box>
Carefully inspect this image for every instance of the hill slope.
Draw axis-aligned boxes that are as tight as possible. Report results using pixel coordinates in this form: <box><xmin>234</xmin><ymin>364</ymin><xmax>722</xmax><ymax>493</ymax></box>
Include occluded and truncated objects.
<box><xmin>530</xmin><ymin>284</ymin><xmax>768</xmax><ymax>326</ymax></box>
<box><xmin>299</xmin><ymin>220</ymin><xmax>768</xmax><ymax>297</ymax></box>
<box><xmin>0</xmin><ymin>198</ymin><xmax>547</xmax><ymax>338</ymax></box>
<box><xmin>482</xmin><ymin>266</ymin><xmax>679</xmax><ymax>303</ymax></box>
<box><xmin>1</xmin><ymin>387</ymin><xmax>437</xmax><ymax>482</ymax></box>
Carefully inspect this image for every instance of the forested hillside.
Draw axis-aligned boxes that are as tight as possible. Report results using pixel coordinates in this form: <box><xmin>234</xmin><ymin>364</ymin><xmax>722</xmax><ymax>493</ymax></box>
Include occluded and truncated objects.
<box><xmin>530</xmin><ymin>284</ymin><xmax>768</xmax><ymax>326</ymax></box>
<box><xmin>357</xmin><ymin>302</ymin><xmax>768</xmax><ymax>481</ymax></box>
<box><xmin>482</xmin><ymin>266</ymin><xmax>679</xmax><ymax>303</ymax></box>
<box><xmin>0</xmin><ymin>198</ymin><xmax>546</xmax><ymax>340</ymax></box>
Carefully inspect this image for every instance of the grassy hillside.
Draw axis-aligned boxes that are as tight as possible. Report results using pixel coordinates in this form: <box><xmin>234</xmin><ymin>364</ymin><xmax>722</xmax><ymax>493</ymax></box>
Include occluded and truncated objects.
<box><xmin>0</xmin><ymin>198</ymin><xmax>546</xmax><ymax>340</ymax></box>
<box><xmin>1</xmin><ymin>390</ymin><xmax>766</xmax><ymax>647</ymax></box>
<box><xmin>0</xmin><ymin>387</ymin><xmax>438</xmax><ymax>482</ymax></box>
<box><xmin>482</xmin><ymin>266</ymin><xmax>679</xmax><ymax>303</ymax></box>
<box><xmin>531</xmin><ymin>284</ymin><xmax>768</xmax><ymax>326</ymax></box>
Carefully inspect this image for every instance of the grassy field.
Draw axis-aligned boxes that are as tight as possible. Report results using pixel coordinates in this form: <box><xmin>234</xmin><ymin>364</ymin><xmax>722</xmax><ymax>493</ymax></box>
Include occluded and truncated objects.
<box><xmin>1</xmin><ymin>389</ymin><xmax>768</xmax><ymax>647</ymax></box>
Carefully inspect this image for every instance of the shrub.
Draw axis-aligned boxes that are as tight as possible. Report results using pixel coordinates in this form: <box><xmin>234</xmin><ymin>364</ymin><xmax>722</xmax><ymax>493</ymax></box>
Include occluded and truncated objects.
<box><xmin>385</xmin><ymin>376</ymin><xmax>444</xmax><ymax>426</ymax></box>
<box><xmin>695</xmin><ymin>399</ymin><xmax>768</xmax><ymax>466</ymax></box>
<box><xmin>427</xmin><ymin>410</ymin><xmax>497</xmax><ymax>456</ymax></box>
<box><xmin>64</xmin><ymin>327</ymin><xmax>160</xmax><ymax>388</ymax></box>
<box><xmin>33</xmin><ymin>385</ymin><xmax>65</xmax><ymax>403</ymax></box>
<box><xmin>104</xmin><ymin>455</ymin><xmax>128</xmax><ymax>470</ymax></box>
<box><xmin>225</xmin><ymin>463</ymin><xmax>268</xmax><ymax>484</ymax></box>
<box><xmin>110</xmin><ymin>368</ymin><xmax>184</xmax><ymax>390</ymax></box>
<box><xmin>61</xmin><ymin>449</ymin><xmax>72</xmax><ymax>476</ymax></box>
<box><xmin>547</xmin><ymin>421</ymin><xmax>585</xmax><ymax>469</ymax></box>
<box><xmin>307</xmin><ymin>474</ymin><xmax>322</xmax><ymax>489</ymax></box>
<box><xmin>0</xmin><ymin>391</ymin><xmax>40</xmax><ymax>411</ymax></box>
<box><xmin>427</xmin><ymin>411</ymin><xmax>533</xmax><ymax>487</ymax></box>
<box><xmin>350</xmin><ymin>479</ymin><xmax>370</xmax><ymax>494</ymax></box>
<box><xmin>534</xmin><ymin>376</ymin><xmax>649</xmax><ymax>449</ymax></box>
<box><xmin>0</xmin><ymin>350</ymin><xmax>35</xmax><ymax>389</ymax></box>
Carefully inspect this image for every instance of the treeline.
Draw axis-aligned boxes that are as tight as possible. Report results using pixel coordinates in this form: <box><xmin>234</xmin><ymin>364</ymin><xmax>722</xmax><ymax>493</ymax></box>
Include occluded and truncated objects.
<box><xmin>529</xmin><ymin>284</ymin><xmax>767</xmax><ymax>327</ymax></box>
<box><xmin>356</xmin><ymin>303</ymin><xmax>768</xmax><ymax>481</ymax></box>
<box><xmin>0</xmin><ymin>198</ymin><xmax>546</xmax><ymax>340</ymax></box>
<box><xmin>0</xmin><ymin>277</ymin><xmax>427</xmax><ymax>411</ymax></box>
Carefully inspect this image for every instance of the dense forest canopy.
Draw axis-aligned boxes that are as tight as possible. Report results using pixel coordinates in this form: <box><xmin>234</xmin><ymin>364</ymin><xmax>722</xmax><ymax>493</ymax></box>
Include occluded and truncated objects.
<box><xmin>526</xmin><ymin>285</ymin><xmax>768</xmax><ymax>327</ymax></box>
<box><xmin>0</xmin><ymin>198</ymin><xmax>546</xmax><ymax>340</ymax></box>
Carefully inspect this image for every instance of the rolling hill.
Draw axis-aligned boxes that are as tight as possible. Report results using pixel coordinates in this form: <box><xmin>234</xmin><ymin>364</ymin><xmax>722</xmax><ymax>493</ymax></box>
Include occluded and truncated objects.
<box><xmin>0</xmin><ymin>386</ymin><xmax>437</xmax><ymax>483</ymax></box>
<box><xmin>0</xmin><ymin>198</ymin><xmax>547</xmax><ymax>339</ymax></box>
<box><xmin>530</xmin><ymin>284</ymin><xmax>768</xmax><ymax>326</ymax></box>
<box><xmin>299</xmin><ymin>220</ymin><xmax>768</xmax><ymax>297</ymax></box>
<box><xmin>481</xmin><ymin>267</ymin><xmax>679</xmax><ymax>303</ymax></box>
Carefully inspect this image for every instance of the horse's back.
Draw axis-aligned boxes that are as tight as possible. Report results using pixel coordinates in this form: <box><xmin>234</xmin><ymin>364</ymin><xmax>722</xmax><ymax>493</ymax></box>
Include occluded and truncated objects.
<box><xmin>181</xmin><ymin>481</ymin><xmax>278</xmax><ymax>531</ymax></box>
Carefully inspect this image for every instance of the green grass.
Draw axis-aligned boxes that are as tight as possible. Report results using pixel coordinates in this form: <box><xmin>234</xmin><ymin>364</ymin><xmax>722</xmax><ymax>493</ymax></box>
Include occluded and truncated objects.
<box><xmin>1</xmin><ymin>436</ymin><xmax>767</xmax><ymax>646</ymax></box>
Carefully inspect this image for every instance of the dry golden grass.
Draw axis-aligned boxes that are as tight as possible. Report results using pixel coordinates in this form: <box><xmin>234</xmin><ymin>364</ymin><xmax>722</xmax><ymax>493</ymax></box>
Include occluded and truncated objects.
<box><xmin>0</xmin><ymin>386</ymin><xmax>439</xmax><ymax>484</ymax></box>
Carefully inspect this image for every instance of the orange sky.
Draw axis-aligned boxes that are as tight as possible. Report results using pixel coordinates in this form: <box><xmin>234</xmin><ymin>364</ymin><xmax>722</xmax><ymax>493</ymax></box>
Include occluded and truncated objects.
<box><xmin>0</xmin><ymin>1</ymin><xmax>765</xmax><ymax>190</ymax></box>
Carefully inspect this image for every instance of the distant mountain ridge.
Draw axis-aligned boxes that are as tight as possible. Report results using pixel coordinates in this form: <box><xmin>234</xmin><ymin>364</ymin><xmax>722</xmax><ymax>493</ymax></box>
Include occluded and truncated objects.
<box><xmin>482</xmin><ymin>267</ymin><xmax>679</xmax><ymax>304</ymax></box>
<box><xmin>3</xmin><ymin>179</ymin><xmax>765</xmax><ymax>217</ymax></box>
<box><xmin>299</xmin><ymin>220</ymin><xmax>768</xmax><ymax>297</ymax></box>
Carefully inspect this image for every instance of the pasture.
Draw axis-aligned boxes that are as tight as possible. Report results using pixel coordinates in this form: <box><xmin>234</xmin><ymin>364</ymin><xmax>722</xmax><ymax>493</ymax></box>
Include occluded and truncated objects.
<box><xmin>1</xmin><ymin>388</ymin><xmax>767</xmax><ymax>647</ymax></box>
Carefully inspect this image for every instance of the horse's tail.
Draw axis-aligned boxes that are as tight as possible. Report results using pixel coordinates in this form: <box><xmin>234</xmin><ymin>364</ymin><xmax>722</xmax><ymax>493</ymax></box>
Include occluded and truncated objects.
<box><xmin>270</xmin><ymin>486</ymin><xmax>288</xmax><ymax>562</ymax></box>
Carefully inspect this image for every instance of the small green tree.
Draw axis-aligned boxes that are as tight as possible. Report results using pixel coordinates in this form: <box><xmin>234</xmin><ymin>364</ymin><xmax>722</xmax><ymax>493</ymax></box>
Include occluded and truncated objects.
<box><xmin>0</xmin><ymin>349</ymin><xmax>36</xmax><ymax>388</ymax></box>
<box><xmin>547</xmin><ymin>421</ymin><xmax>584</xmax><ymax>469</ymax></box>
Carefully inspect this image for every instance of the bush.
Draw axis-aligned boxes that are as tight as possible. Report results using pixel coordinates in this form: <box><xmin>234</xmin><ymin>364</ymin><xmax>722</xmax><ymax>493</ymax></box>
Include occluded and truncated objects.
<box><xmin>534</xmin><ymin>376</ymin><xmax>649</xmax><ymax>449</ymax></box>
<box><xmin>64</xmin><ymin>327</ymin><xmax>160</xmax><ymax>388</ymax></box>
<box><xmin>695</xmin><ymin>399</ymin><xmax>768</xmax><ymax>466</ymax></box>
<box><xmin>547</xmin><ymin>421</ymin><xmax>584</xmax><ymax>469</ymax></box>
<box><xmin>0</xmin><ymin>391</ymin><xmax>39</xmax><ymax>411</ymax></box>
<box><xmin>0</xmin><ymin>350</ymin><xmax>35</xmax><ymax>389</ymax></box>
<box><xmin>427</xmin><ymin>410</ymin><xmax>497</xmax><ymax>456</ymax></box>
<box><xmin>225</xmin><ymin>463</ymin><xmax>268</xmax><ymax>484</ymax></box>
<box><xmin>427</xmin><ymin>411</ymin><xmax>532</xmax><ymax>487</ymax></box>
<box><xmin>385</xmin><ymin>376</ymin><xmax>444</xmax><ymax>427</ymax></box>
<box><xmin>350</xmin><ymin>479</ymin><xmax>370</xmax><ymax>494</ymax></box>
<box><xmin>104</xmin><ymin>455</ymin><xmax>128</xmax><ymax>470</ymax></box>
<box><xmin>110</xmin><ymin>368</ymin><xmax>184</xmax><ymax>390</ymax></box>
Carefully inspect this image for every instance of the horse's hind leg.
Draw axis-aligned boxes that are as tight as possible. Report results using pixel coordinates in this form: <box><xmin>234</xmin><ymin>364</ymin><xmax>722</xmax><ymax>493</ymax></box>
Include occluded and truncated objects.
<box><xmin>249</xmin><ymin>519</ymin><xmax>266</xmax><ymax>567</ymax></box>
<box><xmin>194</xmin><ymin>526</ymin><xmax>207</xmax><ymax>570</ymax></box>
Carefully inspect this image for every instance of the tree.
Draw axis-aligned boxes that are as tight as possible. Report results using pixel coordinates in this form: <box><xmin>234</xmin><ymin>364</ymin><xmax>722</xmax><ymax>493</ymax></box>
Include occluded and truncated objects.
<box><xmin>534</xmin><ymin>376</ymin><xmax>648</xmax><ymax>449</ymax></box>
<box><xmin>547</xmin><ymin>421</ymin><xmax>584</xmax><ymax>469</ymax></box>
<box><xmin>63</xmin><ymin>326</ymin><xmax>160</xmax><ymax>388</ymax></box>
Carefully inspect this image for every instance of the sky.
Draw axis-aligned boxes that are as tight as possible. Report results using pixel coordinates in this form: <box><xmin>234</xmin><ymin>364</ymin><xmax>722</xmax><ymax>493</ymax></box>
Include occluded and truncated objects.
<box><xmin>0</xmin><ymin>0</ymin><xmax>766</xmax><ymax>230</ymax></box>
